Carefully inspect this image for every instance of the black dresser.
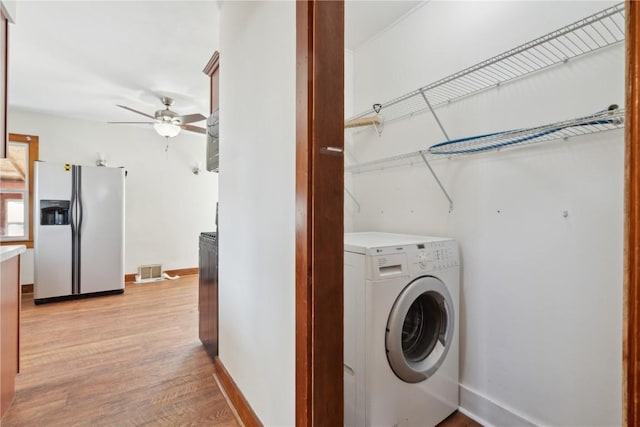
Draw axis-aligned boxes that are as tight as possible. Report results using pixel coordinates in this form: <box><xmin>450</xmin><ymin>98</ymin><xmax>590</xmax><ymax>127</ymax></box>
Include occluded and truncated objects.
<box><xmin>198</xmin><ymin>232</ymin><xmax>218</xmax><ymax>358</ymax></box>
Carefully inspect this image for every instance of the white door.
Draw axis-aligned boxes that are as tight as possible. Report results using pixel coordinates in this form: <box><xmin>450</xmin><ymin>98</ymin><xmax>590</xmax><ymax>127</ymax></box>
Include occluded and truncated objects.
<box><xmin>78</xmin><ymin>166</ymin><xmax>125</xmax><ymax>294</ymax></box>
<box><xmin>34</xmin><ymin>162</ymin><xmax>73</xmax><ymax>299</ymax></box>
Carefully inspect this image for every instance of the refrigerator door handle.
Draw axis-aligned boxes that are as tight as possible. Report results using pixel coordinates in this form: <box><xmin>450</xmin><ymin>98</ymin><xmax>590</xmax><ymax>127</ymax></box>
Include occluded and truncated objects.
<box><xmin>76</xmin><ymin>166</ymin><xmax>83</xmax><ymax>294</ymax></box>
<box><xmin>70</xmin><ymin>168</ymin><xmax>77</xmax><ymax>233</ymax></box>
<box><xmin>78</xmin><ymin>169</ymin><xmax>84</xmax><ymax>232</ymax></box>
<box><xmin>71</xmin><ymin>166</ymin><xmax>79</xmax><ymax>294</ymax></box>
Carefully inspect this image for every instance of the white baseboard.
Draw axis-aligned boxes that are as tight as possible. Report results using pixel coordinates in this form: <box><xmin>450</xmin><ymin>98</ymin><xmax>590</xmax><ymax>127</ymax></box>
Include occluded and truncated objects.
<box><xmin>459</xmin><ymin>384</ymin><xmax>538</xmax><ymax>427</ymax></box>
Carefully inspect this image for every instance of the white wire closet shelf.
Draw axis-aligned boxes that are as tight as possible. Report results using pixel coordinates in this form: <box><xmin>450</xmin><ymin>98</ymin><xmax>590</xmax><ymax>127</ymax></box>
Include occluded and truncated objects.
<box><xmin>347</xmin><ymin>3</ymin><xmax>625</xmax><ymax>126</ymax></box>
<box><xmin>346</xmin><ymin>107</ymin><xmax>625</xmax><ymax>174</ymax></box>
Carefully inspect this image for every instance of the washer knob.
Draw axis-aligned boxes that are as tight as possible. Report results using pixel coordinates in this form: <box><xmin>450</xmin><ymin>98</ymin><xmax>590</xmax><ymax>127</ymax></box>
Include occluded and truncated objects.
<box><xmin>418</xmin><ymin>251</ymin><xmax>428</xmax><ymax>268</ymax></box>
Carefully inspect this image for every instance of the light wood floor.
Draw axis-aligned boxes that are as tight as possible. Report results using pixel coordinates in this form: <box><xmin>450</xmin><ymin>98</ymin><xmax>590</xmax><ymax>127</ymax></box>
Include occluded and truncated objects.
<box><xmin>438</xmin><ymin>411</ymin><xmax>483</xmax><ymax>427</ymax></box>
<box><xmin>3</xmin><ymin>275</ymin><xmax>480</xmax><ymax>427</ymax></box>
<box><xmin>2</xmin><ymin>276</ymin><xmax>239</xmax><ymax>427</ymax></box>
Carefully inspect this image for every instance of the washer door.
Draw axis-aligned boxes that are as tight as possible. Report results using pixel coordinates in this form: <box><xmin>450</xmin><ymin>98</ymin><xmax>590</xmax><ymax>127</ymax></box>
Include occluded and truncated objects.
<box><xmin>386</xmin><ymin>276</ymin><xmax>454</xmax><ymax>383</ymax></box>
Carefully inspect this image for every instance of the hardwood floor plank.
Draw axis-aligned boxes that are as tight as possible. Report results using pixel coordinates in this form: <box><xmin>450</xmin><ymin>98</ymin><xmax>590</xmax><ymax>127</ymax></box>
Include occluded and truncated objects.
<box><xmin>437</xmin><ymin>410</ymin><xmax>484</xmax><ymax>427</ymax></box>
<box><xmin>1</xmin><ymin>276</ymin><xmax>239</xmax><ymax>427</ymax></box>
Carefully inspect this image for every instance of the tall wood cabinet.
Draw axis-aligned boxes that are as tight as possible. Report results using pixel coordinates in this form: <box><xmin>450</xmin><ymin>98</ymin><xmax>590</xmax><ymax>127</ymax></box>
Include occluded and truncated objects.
<box><xmin>203</xmin><ymin>51</ymin><xmax>219</xmax><ymax>113</ymax></box>
<box><xmin>1</xmin><ymin>247</ymin><xmax>24</xmax><ymax>418</ymax></box>
<box><xmin>198</xmin><ymin>232</ymin><xmax>218</xmax><ymax>358</ymax></box>
<box><xmin>198</xmin><ymin>51</ymin><xmax>220</xmax><ymax>359</ymax></box>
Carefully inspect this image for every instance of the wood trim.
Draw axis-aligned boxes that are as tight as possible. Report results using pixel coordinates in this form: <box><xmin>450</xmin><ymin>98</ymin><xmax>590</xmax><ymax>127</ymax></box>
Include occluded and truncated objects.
<box><xmin>210</xmin><ymin>72</ymin><xmax>219</xmax><ymax>114</ymax></box>
<box><xmin>17</xmin><ymin>253</ymin><xmax>20</xmax><ymax>374</ymax></box>
<box><xmin>625</xmin><ymin>2</ymin><xmax>640</xmax><ymax>426</ymax></box>
<box><xmin>20</xmin><ymin>284</ymin><xmax>33</xmax><ymax>294</ymax></box>
<box><xmin>203</xmin><ymin>51</ymin><xmax>220</xmax><ymax>114</ymax></box>
<box><xmin>1</xmin><ymin>134</ymin><xmax>39</xmax><ymax>247</ymax></box>
<box><xmin>124</xmin><ymin>267</ymin><xmax>198</xmax><ymax>283</ymax></box>
<box><xmin>296</xmin><ymin>2</ymin><xmax>344</xmax><ymax>426</ymax></box>
<box><xmin>296</xmin><ymin>4</ymin><xmax>312</xmax><ymax>418</ymax></box>
<box><xmin>0</xmin><ymin>255</ymin><xmax>20</xmax><ymax>417</ymax></box>
<box><xmin>203</xmin><ymin>51</ymin><xmax>220</xmax><ymax>77</ymax></box>
<box><xmin>7</xmin><ymin>134</ymin><xmax>38</xmax><ymax>144</ymax></box>
<box><xmin>2</xmin><ymin>18</ymin><xmax>7</xmax><ymax>159</ymax></box>
<box><xmin>213</xmin><ymin>356</ymin><xmax>262</xmax><ymax>427</ymax></box>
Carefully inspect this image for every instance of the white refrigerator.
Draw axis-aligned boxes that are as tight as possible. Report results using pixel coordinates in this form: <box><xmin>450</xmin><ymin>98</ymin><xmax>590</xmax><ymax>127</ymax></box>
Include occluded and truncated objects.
<box><xmin>34</xmin><ymin>161</ymin><xmax>125</xmax><ymax>304</ymax></box>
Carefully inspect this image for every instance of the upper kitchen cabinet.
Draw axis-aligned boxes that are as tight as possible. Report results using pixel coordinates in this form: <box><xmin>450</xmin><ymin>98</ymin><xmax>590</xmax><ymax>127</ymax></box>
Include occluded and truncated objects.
<box><xmin>203</xmin><ymin>51</ymin><xmax>219</xmax><ymax>172</ymax></box>
<box><xmin>203</xmin><ymin>51</ymin><xmax>220</xmax><ymax>113</ymax></box>
<box><xmin>0</xmin><ymin>1</ymin><xmax>14</xmax><ymax>158</ymax></box>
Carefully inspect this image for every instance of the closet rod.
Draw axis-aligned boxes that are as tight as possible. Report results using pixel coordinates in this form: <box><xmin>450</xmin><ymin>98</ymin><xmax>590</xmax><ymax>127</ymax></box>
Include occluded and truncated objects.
<box><xmin>344</xmin><ymin>116</ymin><xmax>382</xmax><ymax>129</ymax></box>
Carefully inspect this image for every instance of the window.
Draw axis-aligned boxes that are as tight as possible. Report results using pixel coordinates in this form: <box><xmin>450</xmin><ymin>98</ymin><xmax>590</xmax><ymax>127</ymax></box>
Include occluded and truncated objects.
<box><xmin>0</xmin><ymin>134</ymin><xmax>39</xmax><ymax>247</ymax></box>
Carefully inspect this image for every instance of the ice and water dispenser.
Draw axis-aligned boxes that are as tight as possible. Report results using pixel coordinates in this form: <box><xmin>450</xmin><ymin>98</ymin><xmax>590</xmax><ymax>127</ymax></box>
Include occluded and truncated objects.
<box><xmin>40</xmin><ymin>200</ymin><xmax>70</xmax><ymax>225</ymax></box>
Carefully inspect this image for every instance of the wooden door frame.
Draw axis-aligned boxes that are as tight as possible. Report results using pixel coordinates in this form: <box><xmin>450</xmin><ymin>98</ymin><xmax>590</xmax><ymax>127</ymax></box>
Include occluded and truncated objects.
<box><xmin>624</xmin><ymin>2</ymin><xmax>640</xmax><ymax>425</ymax></box>
<box><xmin>1</xmin><ymin>11</ymin><xmax>7</xmax><ymax>158</ymax></box>
<box><xmin>294</xmin><ymin>1</ymin><xmax>640</xmax><ymax>426</ymax></box>
<box><xmin>1</xmin><ymin>133</ymin><xmax>39</xmax><ymax>249</ymax></box>
<box><xmin>295</xmin><ymin>1</ymin><xmax>344</xmax><ymax>426</ymax></box>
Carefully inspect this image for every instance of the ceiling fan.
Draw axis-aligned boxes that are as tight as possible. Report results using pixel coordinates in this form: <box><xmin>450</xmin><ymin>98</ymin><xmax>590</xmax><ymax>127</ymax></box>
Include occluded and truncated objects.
<box><xmin>109</xmin><ymin>96</ymin><xmax>207</xmax><ymax>138</ymax></box>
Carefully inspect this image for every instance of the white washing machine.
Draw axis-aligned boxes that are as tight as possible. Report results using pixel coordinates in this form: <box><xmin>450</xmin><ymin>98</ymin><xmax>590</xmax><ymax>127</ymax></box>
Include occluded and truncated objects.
<box><xmin>344</xmin><ymin>232</ymin><xmax>460</xmax><ymax>427</ymax></box>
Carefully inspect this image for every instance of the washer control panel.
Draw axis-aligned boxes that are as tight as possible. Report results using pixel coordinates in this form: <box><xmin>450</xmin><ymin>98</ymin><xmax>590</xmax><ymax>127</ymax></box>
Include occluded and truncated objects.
<box><xmin>412</xmin><ymin>241</ymin><xmax>459</xmax><ymax>272</ymax></box>
<box><xmin>365</xmin><ymin>239</ymin><xmax>459</xmax><ymax>279</ymax></box>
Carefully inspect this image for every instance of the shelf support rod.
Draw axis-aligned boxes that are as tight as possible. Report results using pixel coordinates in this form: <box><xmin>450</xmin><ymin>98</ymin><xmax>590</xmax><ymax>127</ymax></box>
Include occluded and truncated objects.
<box><xmin>344</xmin><ymin>186</ymin><xmax>361</xmax><ymax>212</ymax></box>
<box><xmin>418</xmin><ymin>151</ymin><xmax>454</xmax><ymax>213</ymax></box>
<box><xmin>418</xmin><ymin>89</ymin><xmax>453</xmax><ymax>212</ymax></box>
<box><xmin>419</xmin><ymin>88</ymin><xmax>450</xmax><ymax>141</ymax></box>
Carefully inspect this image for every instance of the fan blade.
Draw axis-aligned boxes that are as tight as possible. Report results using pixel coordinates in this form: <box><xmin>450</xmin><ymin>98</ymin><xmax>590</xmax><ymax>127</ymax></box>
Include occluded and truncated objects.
<box><xmin>108</xmin><ymin>121</ymin><xmax>154</xmax><ymax>124</ymax></box>
<box><xmin>176</xmin><ymin>113</ymin><xmax>206</xmax><ymax>124</ymax></box>
<box><xmin>181</xmin><ymin>124</ymin><xmax>206</xmax><ymax>134</ymax></box>
<box><xmin>116</xmin><ymin>104</ymin><xmax>155</xmax><ymax>120</ymax></box>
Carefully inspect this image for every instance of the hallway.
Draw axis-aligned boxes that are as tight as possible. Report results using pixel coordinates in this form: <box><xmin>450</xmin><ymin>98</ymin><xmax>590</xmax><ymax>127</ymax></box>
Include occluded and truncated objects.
<box><xmin>2</xmin><ymin>276</ymin><xmax>239</xmax><ymax>426</ymax></box>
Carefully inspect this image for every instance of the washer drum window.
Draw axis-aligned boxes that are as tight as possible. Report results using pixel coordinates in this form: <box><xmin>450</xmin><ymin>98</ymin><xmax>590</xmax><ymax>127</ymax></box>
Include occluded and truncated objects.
<box><xmin>386</xmin><ymin>276</ymin><xmax>454</xmax><ymax>383</ymax></box>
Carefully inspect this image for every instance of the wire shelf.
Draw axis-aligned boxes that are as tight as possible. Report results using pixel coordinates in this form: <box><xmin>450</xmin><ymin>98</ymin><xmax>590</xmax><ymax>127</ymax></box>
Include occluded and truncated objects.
<box><xmin>348</xmin><ymin>3</ymin><xmax>625</xmax><ymax>125</ymax></box>
<box><xmin>429</xmin><ymin>107</ymin><xmax>624</xmax><ymax>155</ymax></box>
<box><xmin>346</xmin><ymin>108</ymin><xmax>625</xmax><ymax>174</ymax></box>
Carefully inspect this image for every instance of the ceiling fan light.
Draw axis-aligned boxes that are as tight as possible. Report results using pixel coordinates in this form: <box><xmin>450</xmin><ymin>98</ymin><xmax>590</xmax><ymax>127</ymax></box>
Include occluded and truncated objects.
<box><xmin>153</xmin><ymin>122</ymin><xmax>181</xmax><ymax>138</ymax></box>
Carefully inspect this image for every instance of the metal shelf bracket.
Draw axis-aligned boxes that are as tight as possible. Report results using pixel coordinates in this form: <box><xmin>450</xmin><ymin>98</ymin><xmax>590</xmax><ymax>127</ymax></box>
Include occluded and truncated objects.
<box><xmin>419</xmin><ymin>89</ymin><xmax>450</xmax><ymax>141</ymax></box>
<box><xmin>344</xmin><ymin>186</ymin><xmax>361</xmax><ymax>212</ymax></box>
<box><xmin>418</xmin><ymin>151</ymin><xmax>453</xmax><ymax>213</ymax></box>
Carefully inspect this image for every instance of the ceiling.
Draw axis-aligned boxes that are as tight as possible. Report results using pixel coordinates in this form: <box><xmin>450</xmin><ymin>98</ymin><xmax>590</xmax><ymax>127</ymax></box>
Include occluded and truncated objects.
<box><xmin>9</xmin><ymin>1</ymin><xmax>220</xmax><ymax>125</ymax></box>
<box><xmin>345</xmin><ymin>0</ymin><xmax>423</xmax><ymax>50</ymax></box>
<box><xmin>8</xmin><ymin>1</ymin><xmax>423</xmax><ymax>125</ymax></box>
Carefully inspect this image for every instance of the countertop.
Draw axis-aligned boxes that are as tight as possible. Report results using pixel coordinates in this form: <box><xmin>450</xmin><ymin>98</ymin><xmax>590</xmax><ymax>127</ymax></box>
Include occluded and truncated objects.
<box><xmin>0</xmin><ymin>245</ymin><xmax>26</xmax><ymax>263</ymax></box>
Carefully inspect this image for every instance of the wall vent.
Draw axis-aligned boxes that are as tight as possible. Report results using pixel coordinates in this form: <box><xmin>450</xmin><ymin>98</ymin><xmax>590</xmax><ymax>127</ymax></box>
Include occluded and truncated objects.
<box><xmin>137</xmin><ymin>264</ymin><xmax>162</xmax><ymax>282</ymax></box>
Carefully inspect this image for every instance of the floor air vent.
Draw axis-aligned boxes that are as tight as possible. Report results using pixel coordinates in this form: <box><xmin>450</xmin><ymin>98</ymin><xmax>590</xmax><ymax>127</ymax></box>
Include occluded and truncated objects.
<box><xmin>136</xmin><ymin>264</ymin><xmax>163</xmax><ymax>283</ymax></box>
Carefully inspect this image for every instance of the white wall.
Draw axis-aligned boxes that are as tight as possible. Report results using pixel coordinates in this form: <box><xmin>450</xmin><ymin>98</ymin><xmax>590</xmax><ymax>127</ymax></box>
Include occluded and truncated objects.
<box><xmin>9</xmin><ymin>108</ymin><xmax>218</xmax><ymax>279</ymax></box>
<box><xmin>345</xmin><ymin>49</ymin><xmax>356</xmax><ymax>232</ymax></box>
<box><xmin>218</xmin><ymin>1</ymin><xmax>295</xmax><ymax>425</ymax></box>
<box><xmin>1</xmin><ymin>0</ymin><xmax>16</xmax><ymax>22</ymax></box>
<box><xmin>348</xmin><ymin>2</ymin><xmax>623</xmax><ymax>426</ymax></box>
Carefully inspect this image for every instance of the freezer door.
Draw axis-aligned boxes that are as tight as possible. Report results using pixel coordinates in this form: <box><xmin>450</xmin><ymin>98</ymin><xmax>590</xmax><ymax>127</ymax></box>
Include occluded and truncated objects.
<box><xmin>78</xmin><ymin>166</ymin><xmax>125</xmax><ymax>294</ymax></box>
<box><xmin>34</xmin><ymin>162</ymin><xmax>73</xmax><ymax>299</ymax></box>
